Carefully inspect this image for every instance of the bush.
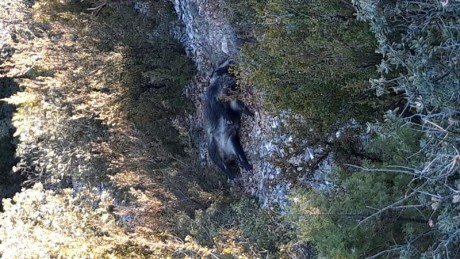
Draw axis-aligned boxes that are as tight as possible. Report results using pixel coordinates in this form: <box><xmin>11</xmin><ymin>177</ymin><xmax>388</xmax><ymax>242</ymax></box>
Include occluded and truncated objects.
<box><xmin>173</xmin><ymin>197</ymin><xmax>293</xmax><ymax>258</ymax></box>
<box><xmin>287</xmin><ymin>108</ymin><xmax>460</xmax><ymax>258</ymax></box>
<box><xmin>353</xmin><ymin>0</ymin><xmax>460</xmax><ymax>256</ymax></box>
<box><xmin>355</xmin><ymin>0</ymin><xmax>460</xmax><ymax>112</ymax></box>
<box><xmin>0</xmin><ymin>183</ymin><xmax>230</xmax><ymax>258</ymax></box>
<box><xmin>231</xmin><ymin>0</ymin><xmax>393</xmax><ymax>130</ymax></box>
<box><xmin>287</xmin><ymin>119</ymin><xmax>423</xmax><ymax>258</ymax></box>
<box><xmin>0</xmin><ymin>183</ymin><xmax>121</xmax><ymax>257</ymax></box>
<box><xmin>287</xmin><ymin>0</ymin><xmax>460</xmax><ymax>255</ymax></box>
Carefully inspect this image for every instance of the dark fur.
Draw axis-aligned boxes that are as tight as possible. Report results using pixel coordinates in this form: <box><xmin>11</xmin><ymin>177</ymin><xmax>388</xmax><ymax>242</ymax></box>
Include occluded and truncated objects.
<box><xmin>204</xmin><ymin>61</ymin><xmax>253</xmax><ymax>179</ymax></box>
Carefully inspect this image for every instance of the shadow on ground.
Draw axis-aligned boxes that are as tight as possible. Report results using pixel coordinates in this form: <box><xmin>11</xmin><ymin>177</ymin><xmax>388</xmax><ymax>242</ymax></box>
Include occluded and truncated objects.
<box><xmin>7</xmin><ymin>0</ymin><xmax>231</xmax><ymax>229</ymax></box>
<box><xmin>0</xmin><ymin>77</ymin><xmax>24</xmax><ymax>211</ymax></box>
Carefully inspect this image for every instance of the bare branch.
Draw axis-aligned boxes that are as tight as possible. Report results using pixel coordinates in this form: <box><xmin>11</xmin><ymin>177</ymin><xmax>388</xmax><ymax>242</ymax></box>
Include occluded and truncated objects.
<box><xmin>356</xmin><ymin>181</ymin><xmax>428</xmax><ymax>227</ymax></box>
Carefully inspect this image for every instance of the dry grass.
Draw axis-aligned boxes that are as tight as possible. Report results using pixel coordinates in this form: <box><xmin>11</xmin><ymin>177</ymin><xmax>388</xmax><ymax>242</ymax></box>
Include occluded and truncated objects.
<box><xmin>0</xmin><ymin>0</ymin><xmax>233</xmax><ymax>256</ymax></box>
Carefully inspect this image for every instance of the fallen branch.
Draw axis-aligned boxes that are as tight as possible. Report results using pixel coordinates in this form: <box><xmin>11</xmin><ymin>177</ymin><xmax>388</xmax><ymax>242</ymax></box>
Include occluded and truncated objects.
<box><xmin>87</xmin><ymin>2</ymin><xmax>107</xmax><ymax>16</ymax></box>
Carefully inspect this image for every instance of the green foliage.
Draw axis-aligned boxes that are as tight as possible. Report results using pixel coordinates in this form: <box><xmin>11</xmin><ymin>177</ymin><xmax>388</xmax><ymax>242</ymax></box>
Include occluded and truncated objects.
<box><xmin>365</xmin><ymin>110</ymin><xmax>425</xmax><ymax>165</ymax></box>
<box><xmin>289</xmin><ymin>190</ymin><xmax>366</xmax><ymax>259</ymax></box>
<box><xmin>286</xmin><ymin>105</ymin><xmax>458</xmax><ymax>258</ymax></box>
<box><xmin>232</xmin><ymin>0</ymin><xmax>392</xmax><ymax>130</ymax></box>
<box><xmin>260</xmin><ymin>0</ymin><xmax>460</xmax><ymax>257</ymax></box>
<box><xmin>355</xmin><ymin>0</ymin><xmax>460</xmax><ymax>113</ymax></box>
<box><xmin>288</xmin><ymin>164</ymin><xmax>426</xmax><ymax>258</ymax></box>
<box><xmin>4</xmin><ymin>0</ymin><xmax>459</xmax><ymax>258</ymax></box>
<box><xmin>351</xmin><ymin>0</ymin><xmax>460</xmax><ymax>256</ymax></box>
<box><xmin>286</xmin><ymin>112</ymin><xmax>444</xmax><ymax>257</ymax></box>
<box><xmin>174</xmin><ymin>197</ymin><xmax>292</xmax><ymax>257</ymax></box>
<box><xmin>231</xmin><ymin>198</ymin><xmax>291</xmax><ymax>251</ymax></box>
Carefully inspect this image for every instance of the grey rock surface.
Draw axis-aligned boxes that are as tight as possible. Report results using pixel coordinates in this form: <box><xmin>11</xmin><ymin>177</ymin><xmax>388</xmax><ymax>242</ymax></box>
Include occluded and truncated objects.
<box><xmin>172</xmin><ymin>0</ymin><xmax>337</xmax><ymax>209</ymax></box>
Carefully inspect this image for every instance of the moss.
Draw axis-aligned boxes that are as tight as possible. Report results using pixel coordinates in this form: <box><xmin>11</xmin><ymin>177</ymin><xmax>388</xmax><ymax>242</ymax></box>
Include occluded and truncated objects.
<box><xmin>232</xmin><ymin>0</ymin><xmax>398</xmax><ymax>132</ymax></box>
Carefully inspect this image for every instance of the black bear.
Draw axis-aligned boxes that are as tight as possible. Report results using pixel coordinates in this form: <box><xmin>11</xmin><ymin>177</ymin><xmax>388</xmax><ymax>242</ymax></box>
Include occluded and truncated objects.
<box><xmin>204</xmin><ymin>60</ymin><xmax>253</xmax><ymax>179</ymax></box>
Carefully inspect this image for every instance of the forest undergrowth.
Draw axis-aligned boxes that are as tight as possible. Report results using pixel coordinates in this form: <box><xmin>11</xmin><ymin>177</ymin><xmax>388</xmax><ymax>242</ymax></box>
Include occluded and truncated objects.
<box><xmin>0</xmin><ymin>0</ymin><xmax>253</xmax><ymax>257</ymax></box>
<box><xmin>1</xmin><ymin>0</ymin><xmax>459</xmax><ymax>258</ymax></box>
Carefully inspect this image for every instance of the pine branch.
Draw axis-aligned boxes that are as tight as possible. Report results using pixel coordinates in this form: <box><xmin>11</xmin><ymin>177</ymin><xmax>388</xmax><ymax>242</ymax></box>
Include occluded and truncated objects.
<box><xmin>356</xmin><ymin>181</ymin><xmax>428</xmax><ymax>227</ymax></box>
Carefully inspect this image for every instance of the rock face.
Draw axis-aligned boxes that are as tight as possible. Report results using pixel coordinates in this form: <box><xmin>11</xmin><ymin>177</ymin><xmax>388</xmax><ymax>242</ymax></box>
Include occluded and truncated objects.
<box><xmin>172</xmin><ymin>0</ymin><xmax>335</xmax><ymax>209</ymax></box>
<box><xmin>172</xmin><ymin>0</ymin><xmax>239</xmax><ymax>70</ymax></box>
<box><xmin>171</xmin><ymin>0</ymin><xmax>241</xmax><ymax>170</ymax></box>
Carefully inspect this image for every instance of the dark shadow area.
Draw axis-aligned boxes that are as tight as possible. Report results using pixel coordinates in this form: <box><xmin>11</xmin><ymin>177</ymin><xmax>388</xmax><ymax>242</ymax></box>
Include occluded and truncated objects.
<box><xmin>37</xmin><ymin>0</ymin><xmax>223</xmax><ymax>218</ymax></box>
<box><xmin>0</xmin><ymin>77</ymin><xmax>24</xmax><ymax>211</ymax></box>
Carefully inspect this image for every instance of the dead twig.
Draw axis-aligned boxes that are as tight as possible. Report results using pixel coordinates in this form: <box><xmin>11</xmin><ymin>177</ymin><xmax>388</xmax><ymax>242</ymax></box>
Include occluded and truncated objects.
<box><xmin>87</xmin><ymin>2</ymin><xmax>107</xmax><ymax>16</ymax></box>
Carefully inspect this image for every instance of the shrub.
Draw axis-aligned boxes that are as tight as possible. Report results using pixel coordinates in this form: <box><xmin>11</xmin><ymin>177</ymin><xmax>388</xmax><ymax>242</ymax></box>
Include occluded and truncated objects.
<box><xmin>287</xmin><ymin>123</ymin><xmax>422</xmax><ymax>258</ymax></box>
<box><xmin>231</xmin><ymin>0</ymin><xmax>393</xmax><ymax>130</ymax></box>
<box><xmin>353</xmin><ymin>0</ymin><xmax>460</xmax><ymax>256</ymax></box>
<box><xmin>174</xmin><ymin>197</ymin><xmax>293</xmax><ymax>258</ymax></box>
<box><xmin>0</xmin><ymin>183</ymin><xmax>121</xmax><ymax>257</ymax></box>
<box><xmin>282</xmin><ymin>0</ymin><xmax>460</xmax><ymax>257</ymax></box>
